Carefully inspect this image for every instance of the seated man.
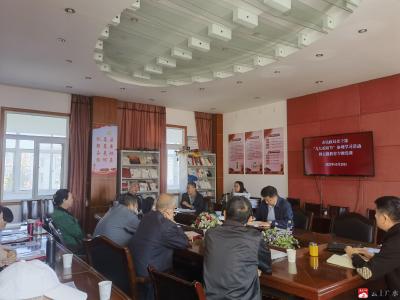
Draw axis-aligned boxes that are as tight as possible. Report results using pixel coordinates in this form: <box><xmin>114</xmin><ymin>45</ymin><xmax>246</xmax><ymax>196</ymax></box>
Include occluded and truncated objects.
<box><xmin>346</xmin><ymin>196</ymin><xmax>400</xmax><ymax>294</ymax></box>
<box><xmin>129</xmin><ymin>193</ymin><xmax>189</xmax><ymax>300</ymax></box>
<box><xmin>94</xmin><ymin>193</ymin><xmax>140</xmax><ymax>246</ymax></box>
<box><xmin>0</xmin><ymin>206</ymin><xmax>16</xmax><ymax>268</ymax></box>
<box><xmin>129</xmin><ymin>182</ymin><xmax>143</xmax><ymax>212</ymax></box>
<box><xmin>204</xmin><ymin>196</ymin><xmax>272</xmax><ymax>300</ymax></box>
<box><xmin>180</xmin><ymin>182</ymin><xmax>207</xmax><ymax>214</ymax></box>
<box><xmin>255</xmin><ymin>186</ymin><xmax>293</xmax><ymax>229</ymax></box>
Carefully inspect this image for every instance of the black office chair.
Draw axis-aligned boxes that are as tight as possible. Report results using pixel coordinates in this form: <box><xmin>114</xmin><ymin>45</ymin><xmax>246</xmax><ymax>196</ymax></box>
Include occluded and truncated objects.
<box><xmin>304</xmin><ymin>202</ymin><xmax>322</xmax><ymax>216</ymax></box>
<box><xmin>148</xmin><ymin>266</ymin><xmax>206</xmax><ymax>300</ymax></box>
<box><xmin>328</xmin><ymin>205</ymin><xmax>349</xmax><ymax>217</ymax></box>
<box><xmin>293</xmin><ymin>209</ymin><xmax>314</xmax><ymax>231</ymax></box>
<box><xmin>48</xmin><ymin>220</ymin><xmax>66</xmax><ymax>246</ymax></box>
<box><xmin>84</xmin><ymin>236</ymin><xmax>149</xmax><ymax>300</ymax></box>
<box><xmin>331</xmin><ymin>213</ymin><xmax>376</xmax><ymax>244</ymax></box>
<box><xmin>287</xmin><ymin>198</ymin><xmax>301</xmax><ymax>210</ymax></box>
<box><xmin>366</xmin><ymin>208</ymin><xmax>384</xmax><ymax>244</ymax></box>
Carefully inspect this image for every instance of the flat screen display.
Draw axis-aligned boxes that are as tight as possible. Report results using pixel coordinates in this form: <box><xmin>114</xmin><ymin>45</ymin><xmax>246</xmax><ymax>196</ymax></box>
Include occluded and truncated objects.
<box><xmin>303</xmin><ymin>131</ymin><xmax>374</xmax><ymax>176</ymax></box>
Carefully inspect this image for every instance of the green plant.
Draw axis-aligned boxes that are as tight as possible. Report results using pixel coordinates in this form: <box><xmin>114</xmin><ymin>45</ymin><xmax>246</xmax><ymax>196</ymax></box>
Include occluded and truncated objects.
<box><xmin>262</xmin><ymin>228</ymin><xmax>299</xmax><ymax>249</ymax></box>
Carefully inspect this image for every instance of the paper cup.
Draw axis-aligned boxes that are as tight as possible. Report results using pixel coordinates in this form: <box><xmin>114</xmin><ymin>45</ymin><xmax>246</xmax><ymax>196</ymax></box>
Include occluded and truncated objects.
<box><xmin>99</xmin><ymin>280</ymin><xmax>112</xmax><ymax>300</ymax></box>
<box><xmin>288</xmin><ymin>262</ymin><xmax>297</xmax><ymax>274</ymax></box>
<box><xmin>287</xmin><ymin>249</ymin><xmax>296</xmax><ymax>263</ymax></box>
<box><xmin>62</xmin><ymin>253</ymin><xmax>73</xmax><ymax>269</ymax></box>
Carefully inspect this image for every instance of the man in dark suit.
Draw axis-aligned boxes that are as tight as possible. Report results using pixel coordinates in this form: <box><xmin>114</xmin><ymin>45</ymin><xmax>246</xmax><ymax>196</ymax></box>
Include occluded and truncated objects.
<box><xmin>129</xmin><ymin>193</ymin><xmax>189</xmax><ymax>300</ymax></box>
<box><xmin>204</xmin><ymin>196</ymin><xmax>272</xmax><ymax>300</ymax></box>
<box><xmin>180</xmin><ymin>182</ymin><xmax>207</xmax><ymax>214</ymax></box>
<box><xmin>255</xmin><ymin>186</ymin><xmax>293</xmax><ymax>229</ymax></box>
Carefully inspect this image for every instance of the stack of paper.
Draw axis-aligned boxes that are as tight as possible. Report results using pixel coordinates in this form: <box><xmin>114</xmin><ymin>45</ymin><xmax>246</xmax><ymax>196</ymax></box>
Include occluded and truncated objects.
<box><xmin>327</xmin><ymin>254</ymin><xmax>355</xmax><ymax>269</ymax></box>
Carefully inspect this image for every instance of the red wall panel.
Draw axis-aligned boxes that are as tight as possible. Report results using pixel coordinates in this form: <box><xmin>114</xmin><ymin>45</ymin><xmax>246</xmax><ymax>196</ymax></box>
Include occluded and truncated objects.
<box><xmin>288</xmin><ymin>73</ymin><xmax>400</xmax><ymax>214</ymax></box>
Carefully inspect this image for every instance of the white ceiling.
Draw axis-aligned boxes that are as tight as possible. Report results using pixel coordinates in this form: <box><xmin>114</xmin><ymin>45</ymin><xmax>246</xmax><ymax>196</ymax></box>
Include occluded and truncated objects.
<box><xmin>0</xmin><ymin>0</ymin><xmax>399</xmax><ymax>113</ymax></box>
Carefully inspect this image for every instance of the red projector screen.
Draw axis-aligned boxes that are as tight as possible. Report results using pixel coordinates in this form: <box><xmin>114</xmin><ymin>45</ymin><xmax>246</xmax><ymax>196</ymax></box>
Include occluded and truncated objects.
<box><xmin>303</xmin><ymin>131</ymin><xmax>374</xmax><ymax>176</ymax></box>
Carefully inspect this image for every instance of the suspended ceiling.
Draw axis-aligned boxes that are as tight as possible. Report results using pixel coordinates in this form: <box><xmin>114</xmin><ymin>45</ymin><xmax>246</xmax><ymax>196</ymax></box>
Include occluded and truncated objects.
<box><xmin>0</xmin><ymin>0</ymin><xmax>399</xmax><ymax>112</ymax></box>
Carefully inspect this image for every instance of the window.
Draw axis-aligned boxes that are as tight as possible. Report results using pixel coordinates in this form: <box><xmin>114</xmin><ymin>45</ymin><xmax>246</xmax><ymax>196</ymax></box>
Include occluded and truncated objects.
<box><xmin>2</xmin><ymin>111</ymin><xmax>69</xmax><ymax>200</ymax></box>
<box><xmin>166</xmin><ymin>126</ymin><xmax>186</xmax><ymax>192</ymax></box>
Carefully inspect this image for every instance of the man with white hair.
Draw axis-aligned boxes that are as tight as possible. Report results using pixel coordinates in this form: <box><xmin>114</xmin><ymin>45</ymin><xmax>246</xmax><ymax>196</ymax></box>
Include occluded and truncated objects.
<box><xmin>129</xmin><ymin>193</ymin><xmax>189</xmax><ymax>300</ymax></box>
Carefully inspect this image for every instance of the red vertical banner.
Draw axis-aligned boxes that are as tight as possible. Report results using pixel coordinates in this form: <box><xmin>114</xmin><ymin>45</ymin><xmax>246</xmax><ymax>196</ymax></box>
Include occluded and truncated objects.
<box><xmin>245</xmin><ymin>130</ymin><xmax>263</xmax><ymax>174</ymax></box>
<box><xmin>264</xmin><ymin>127</ymin><xmax>284</xmax><ymax>175</ymax></box>
<box><xmin>228</xmin><ymin>133</ymin><xmax>244</xmax><ymax>174</ymax></box>
<box><xmin>91</xmin><ymin>125</ymin><xmax>118</xmax><ymax>175</ymax></box>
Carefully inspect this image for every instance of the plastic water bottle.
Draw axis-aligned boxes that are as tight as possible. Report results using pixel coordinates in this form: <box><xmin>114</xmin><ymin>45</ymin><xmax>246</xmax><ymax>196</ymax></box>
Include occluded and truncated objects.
<box><xmin>286</xmin><ymin>220</ymin><xmax>293</xmax><ymax>233</ymax></box>
<box><xmin>46</xmin><ymin>235</ymin><xmax>56</xmax><ymax>269</ymax></box>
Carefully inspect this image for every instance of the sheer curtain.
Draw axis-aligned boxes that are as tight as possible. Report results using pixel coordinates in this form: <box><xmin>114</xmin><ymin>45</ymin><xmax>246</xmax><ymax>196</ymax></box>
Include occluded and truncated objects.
<box><xmin>195</xmin><ymin>112</ymin><xmax>214</xmax><ymax>152</ymax></box>
<box><xmin>68</xmin><ymin>94</ymin><xmax>91</xmax><ymax>226</ymax></box>
<box><xmin>117</xmin><ymin>102</ymin><xmax>167</xmax><ymax>192</ymax></box>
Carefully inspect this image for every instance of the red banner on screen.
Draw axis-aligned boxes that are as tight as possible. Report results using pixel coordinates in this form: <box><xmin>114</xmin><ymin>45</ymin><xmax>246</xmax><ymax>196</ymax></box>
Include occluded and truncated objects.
<box><xmin>303</xmin><ymin>132</ymin><xmax>374</xmax><ymax>176</ymax></box>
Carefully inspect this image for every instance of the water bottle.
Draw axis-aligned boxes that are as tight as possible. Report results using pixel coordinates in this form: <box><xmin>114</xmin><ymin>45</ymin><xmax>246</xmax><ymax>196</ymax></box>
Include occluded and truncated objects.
<box><xmin>286</xmin><ymin>220</ymin><xmax>293</xmax><ymax>233</ymax></box>
<box><xmin>46</xmin><ymin>235</ymin><xmax>56</xmax><ymax>269</ymax></box>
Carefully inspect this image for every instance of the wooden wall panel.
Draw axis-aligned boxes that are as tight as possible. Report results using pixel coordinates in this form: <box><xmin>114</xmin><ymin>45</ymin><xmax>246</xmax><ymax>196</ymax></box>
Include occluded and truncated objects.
<box><xmin>213</xmin><ymin>114</ymin><xmax>223</xmax><ymax>201</ymax></box>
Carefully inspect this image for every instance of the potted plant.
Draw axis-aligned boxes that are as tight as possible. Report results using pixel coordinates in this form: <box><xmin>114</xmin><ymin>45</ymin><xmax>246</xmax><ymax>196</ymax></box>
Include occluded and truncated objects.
<box><xmin>191</xmin><ymin>212</ymin><xmax>221</xmax><ymax>232</ymax></box>
<box><xmin>262</xmin><ymin>227</ymin><xmax>300</xmax><ymax>249</ymax></box>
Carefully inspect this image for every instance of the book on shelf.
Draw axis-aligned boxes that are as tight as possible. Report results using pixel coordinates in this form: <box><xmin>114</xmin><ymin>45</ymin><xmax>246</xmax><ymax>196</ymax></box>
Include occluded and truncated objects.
<box><xmin>149</xmin><ymin>182</ymin><xmax>158</xmax><ymax>191</ymax></box>
<box><xmin>130</xmin><ymin>168</ymin><xmax>142</xmax><ymax>178</ymax></box>
<box><xmin>122</xmin><ymin>156</ymin><xmax>130</xmax><ymax>165</ymax></box>
<box><xmin>121</xmin><ymin>182</ymin><xmax>128</xmax><ymax>190</ymax></box>
<box><xmin>122</xmin><ymin>168</ymin><xmax>131</xmax><ymax>178</ymax></box>
<box><xmin>142</xmin><ymin>168</ymin><xmax>150</xmax><ymax>178</ymax></box>
<box><xmin>149</xmin><ymin>168</ymin><xmax>158</xmax><ymax>178</ymax></box>
<box><xmin>139</xmin><ymin>182</ymin><xmax>149</xmax><ymax>192</ymax></box>
<box><xmin>128</xmin><ymin>155</ymin><xmax>141</xmax><ymax>164</ymax></box>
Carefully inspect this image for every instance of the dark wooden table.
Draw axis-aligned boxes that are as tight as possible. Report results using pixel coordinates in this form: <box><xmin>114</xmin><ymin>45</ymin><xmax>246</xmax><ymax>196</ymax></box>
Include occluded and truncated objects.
<box><xmin>5</xmin><ymin>232</ymin><xmax>130</xmax><ymax>300</ymax></box>
<box><xmin>175</xmin><ymin>228</ymin><xmax>377</xmax><ymax>300</ymax></box>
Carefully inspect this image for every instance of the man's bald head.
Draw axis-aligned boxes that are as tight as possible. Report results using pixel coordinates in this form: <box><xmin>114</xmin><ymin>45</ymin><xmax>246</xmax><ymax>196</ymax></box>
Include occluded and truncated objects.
<box><xmin>156</xmin><ymin>193</ymin><xmax>176</xmax><ymax>211</ymax></box>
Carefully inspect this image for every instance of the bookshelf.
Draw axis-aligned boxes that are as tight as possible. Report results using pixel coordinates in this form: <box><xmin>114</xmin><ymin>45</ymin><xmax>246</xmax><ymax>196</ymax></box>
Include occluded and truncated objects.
<box><xmin>118</xmin><ymin>150</ymin><xmax>160</xmax><ymax>199</ymax></box>
<box><xmin>186</xmin><ymin>153</ymin><xmax>216</xmax><ymax>201</ymax></box>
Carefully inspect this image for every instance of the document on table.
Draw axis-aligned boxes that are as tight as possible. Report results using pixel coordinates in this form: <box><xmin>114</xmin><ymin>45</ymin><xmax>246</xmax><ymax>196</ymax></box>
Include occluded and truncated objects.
<box><xmin>271</xmin><ymin>249</ymin><xmax>287</xmax><ymax>260</ymax></box>
<box><xmin>327</xmin><ymin>254</ymin><xmax>355</xmax><ymax>269</ymax></box>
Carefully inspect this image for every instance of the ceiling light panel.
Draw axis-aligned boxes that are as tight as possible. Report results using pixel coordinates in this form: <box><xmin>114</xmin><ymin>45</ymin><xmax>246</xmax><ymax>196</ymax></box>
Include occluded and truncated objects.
<box><xmin>96</xmin><ymin>0</ymin><xmax>358</xmax><ymax>87</ymax></box>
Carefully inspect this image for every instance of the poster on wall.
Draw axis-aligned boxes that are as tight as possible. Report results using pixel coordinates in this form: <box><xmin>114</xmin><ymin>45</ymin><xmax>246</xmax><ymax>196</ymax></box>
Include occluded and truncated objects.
<box><xmin>245</xmin><ymin>130</ymin><xmax>263</xmax><ymax>174</ymax></box>
<box><xmin>91</xmin><ymin>125</ymin><xmax>118</xmax><ymax>175</ymax></box>
<box><xmin>264</xmin><ymin>127</ymin><xmax>284</xmax><ymax>175</ymax></box>
<box><xmin>187</xmin><ymin>136</ymin><xmax>199</xmax><ymax>151</ymax></box>
<box><xmin>228</xmin><ymin>133</ymin><xmax>244</xmax><ymax>174</ymax></box>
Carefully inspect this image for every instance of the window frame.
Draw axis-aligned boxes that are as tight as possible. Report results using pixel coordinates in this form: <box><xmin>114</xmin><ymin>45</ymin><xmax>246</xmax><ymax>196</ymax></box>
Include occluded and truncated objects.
<box><xmin>0</xmin><ymin>107</ymin><xmax>70</xmax><ymax>202</ymax></box>
<box><xmin>166</xmin><ymin>124</ymin><xmax>187</xmax><ymax>193</ymax></box>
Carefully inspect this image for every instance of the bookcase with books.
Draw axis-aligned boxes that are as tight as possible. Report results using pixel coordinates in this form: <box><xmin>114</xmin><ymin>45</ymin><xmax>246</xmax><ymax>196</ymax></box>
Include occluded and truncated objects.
<box><xmin>118</xmin><ymin>150</ymin><xmax>160</xmax><ymax>199</ymax></box>
<box><xmin>186</xmin><ymin>153</ymin><xmax>216</xmax><ymax>201</ymax></box>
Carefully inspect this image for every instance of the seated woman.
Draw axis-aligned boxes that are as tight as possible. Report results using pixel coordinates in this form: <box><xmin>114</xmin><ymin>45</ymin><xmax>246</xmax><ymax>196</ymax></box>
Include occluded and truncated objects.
<box><xmin>51</xmin><ymin>189</ymin><xmax>84</xmax><ymax>253</ymax></box>
<box><xmin>232</xmin><ymin>181</ymin><xmax>251</xmax><ymax>198</ymax></box>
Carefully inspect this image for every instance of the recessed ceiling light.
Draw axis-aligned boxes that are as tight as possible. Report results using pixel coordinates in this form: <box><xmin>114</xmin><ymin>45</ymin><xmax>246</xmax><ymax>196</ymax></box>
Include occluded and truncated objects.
<box><xmin>120</xmin><ymin>87</ymin><xmax>126</xmax><ymax>91</ymax></box>
<box><xmin>65</xmin><ymin>59</ymin><xmax>72</xmax><ymax>63</ymax></box>
<box><xmin>315</xmin><ymin>53</ymin><xmax>324</xmax><ymax>57</ymax></box>
<box><xmin>160</xmin><ymin>90</ymin><xmax>167</xmax><ymax>93</ymax></box>
<box><xmin>199</xmin><ymin>87</ymin><xmax>205</xmax><ymax>91</ymax></box>
<box><xmin>358</xmin><ymin>28</ymin><xmax>368</xmax><ymax>34</ymax></box>
<box><xmin>236</xmin><ymin>80</ymin><xmax>243</xmax><ymax>84</ymax></box>
<box><xmin>210</xmin><ymin>108</ymin><xmax>216</xmax><ymax>111</ymax></box>
<box><xmin>57</xmin><ymin>37</ymin><xmax>66</xmax><ymax>43</ymax></box>
<box><xmin>254</xmin><ymin>96</ymin><xmax>261</xmax><ymax>100</ymax></box>
<box><xmin>85</xmin><ymin>76</ymin><xmax>92</xmax><ymax>80</ymax></box>
<box><xmin>273</xmin><ymin>70</ymin><xmax>280</xmax><ymax>74</ymax></box>
<box><xmin>130</xmin><ymin>17</ymin><xmax>139</xmax><ymax>23</ymax></box>
<box><xmin>64</xmin><ymin>8</ymin><xmax>76</xmax><ymax>14</ymax></box>
<box><xmin>315</xmin><ymin>80</ymin><xmax>324</xmax><ymax>84</ymax></box>
<box><xmin>148</xmin><ymin>98</ymin><xmax>155</xmax><ymax>102</ymax></box>
<box><xmin>65</xmin><ymin>85</ymin><xmax>72</xmax><ymax>89</ymax></box>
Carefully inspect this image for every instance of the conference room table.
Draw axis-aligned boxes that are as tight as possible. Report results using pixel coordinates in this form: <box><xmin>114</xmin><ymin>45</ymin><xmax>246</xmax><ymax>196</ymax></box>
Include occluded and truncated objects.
<box><xmin>1</xmin><ymin>226</ymin><xmax>130</xmax><ymax>300</ymax></box>
<box><xmin>175</xmin><ymin>226</ymin><xmax>382</xmax><ymax>300</ymax></box>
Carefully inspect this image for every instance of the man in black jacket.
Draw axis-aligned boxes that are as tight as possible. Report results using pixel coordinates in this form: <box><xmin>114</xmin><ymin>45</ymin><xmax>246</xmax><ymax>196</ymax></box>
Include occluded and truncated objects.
<box><xmin>204</xmin><ymin>196</ymin><xmax>272</xmax><ymax>300</ymax></box>
<box><xmin>346</xmin><ymin>196</ymin><xmax>400</xmax><ymax>299</ymax></box>
<box><xmin>256</xmin><ymin>186</ymin><xmax>293</xmax><ymax>229</ymax></box>
<box><xmin>129</xmin><ymin>193</ymin><xmax>189</xmax><ymax>300</ymax></box>
<box><xmin>180</xmin><ymin>182</ymin><xmax>207</xmax><ymax>214</ymax></box>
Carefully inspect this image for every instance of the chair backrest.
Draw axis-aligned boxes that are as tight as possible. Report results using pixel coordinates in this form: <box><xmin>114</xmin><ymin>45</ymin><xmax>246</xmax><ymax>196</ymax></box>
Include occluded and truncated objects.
<box><xmin>48</xmin><ymin>220</ymin><xmax>66</xmax><ymax>246</ymax></box>
<box><xmin>304</xmin><ymin>202</ymin><xmax>322</xmax><ymax>216</ymax></box>
<box><xmin>287</xmin><ymin>198</ymin><xmax>301</xmax><ymax>210</ymax></box>
<box><xmin>141</xmin><ymin>196</ymin><xmax>155</xmax><ymax>214</ymax></box>
<box><xmin>293</xmin><ymin>209</ymin><xmax>314</xmax><ymax>231</ymax></box>
<box><xmin>366</xmin><ymin>208</ymin><xmax>385</xmax><ymax>244</ymax></box>
<box><xmin>366</xmin><ymin>208</ymin><xmax>376</xmax><ymax>220</ymax></box>
<box><xmin>148</xmin><ymin>266</ymin><xmax>206</xmax><ymax>300</ymax></box>
<box><xmin>84</xmin><ymin>236</ymin><xmax>139</xmax><ymax>299</ymax></box>
<box><xmin>174</xmin><ymin>213</ymin><xmax>197</xmax><ymax>226</ymax></box>
<box><xmin>331</xmin><ymin>212</ymin><xmax>376</xmax><ymax>244</ymax></box>
<box><xmin>328</xmin><ymin>205</ymin><xmax>349</xmax><ymax>217</ymax></box>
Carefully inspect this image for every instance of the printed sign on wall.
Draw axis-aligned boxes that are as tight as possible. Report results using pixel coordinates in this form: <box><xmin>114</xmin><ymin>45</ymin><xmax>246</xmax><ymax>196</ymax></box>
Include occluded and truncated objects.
<box><xmin>228</xmin><ymin>133</ymin><xmax>244</xmax><ymax>174</ymax></box>
<box><xmin>92</xmin><ymin>125</ymin><xmax>118</xmax><ymax>175</ymax></box>
<box><xmin>245</xmin><ymin>130</ymin><xmax>263</xmax><ymax>174</ymax></box>
<box><xmin>264</xmin><ymin>127</ymin><xmax>284</xmax><ymax>175</ymax></box>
